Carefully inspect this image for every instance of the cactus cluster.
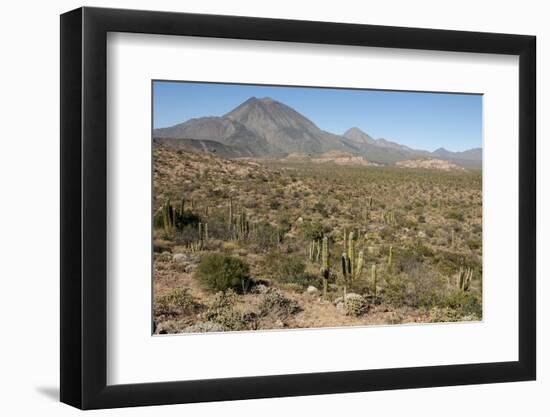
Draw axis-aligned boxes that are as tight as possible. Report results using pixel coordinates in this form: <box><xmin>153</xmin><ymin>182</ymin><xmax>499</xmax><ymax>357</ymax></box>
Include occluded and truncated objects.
<box><xmin>341</xmin><ymin>231</ymin><xmax>364</xmax><ymax>283</ymax></box>
<box><xmin>187</xmin><ymin>241</ymin><xmax>202</xmax><ymax>253</ymax></box>
<box><xmin>309</xmin><ymin>239</ymin><xmax>321</xmax><ymax>262</ymax></box>
<box><xmin>160</xmin><ymin>196</ymin><xmax>208</xmax><ymax>251</ymax></box>
<box><xmin>228</xmin><ymin>198</ymin><xmax>251</xmax><ymax>241</ymax></box>
<box><xmin>367</xmin><ymin>196</ymin><xmax>373</xmax><ymax>209</ymax></box>
<box><xmin>457</xmin><ymin>267</ymin><xmax>473</xmax><ymax>291</ymax></box>
<box><xmin>361</xmin><ymin>197</ymin><xmax>373</xmax><ymax>221</ymax></box>
<box><xmin>161</xmin><ymin>197</ymin><xmax>189</xmax><ymax>237</ymax></box>
<box><xmin>161</xmin><ymin>197</ymin><xmax>176</xmax><ymax>237</ymax></box>
<box><xmin>383</xmin><ymin>210</ymin><xmax>396</xmax><ymax>225</ymax></box>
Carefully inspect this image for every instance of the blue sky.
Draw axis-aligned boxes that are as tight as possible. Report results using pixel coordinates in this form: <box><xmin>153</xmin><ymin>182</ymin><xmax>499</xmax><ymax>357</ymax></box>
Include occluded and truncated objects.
<box><xmin>153</xmin><ymin>81</ymin><xmax>482</xmax><ymax>152</ymax></box>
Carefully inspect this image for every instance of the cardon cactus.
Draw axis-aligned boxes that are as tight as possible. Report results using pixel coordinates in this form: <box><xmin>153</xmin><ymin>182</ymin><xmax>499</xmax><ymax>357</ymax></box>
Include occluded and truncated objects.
<box><xmin>320</xmin><ymin>236</ymin><xmax>330</xmax><ymax>298</ymax></box>
<box><xmin>356</xmin><ymin>250</ymin><xmax>364</xmax><ymax>277</ymax></box>
<box><xmin>228</xmin><ymin>197</ymin><xmax>233</xmax><ymax>232</ymax></box>
<box><xmin>162</xmin><ymin>198</ymin><xmax>175</xmax><ymax>237</ymax></box>
<box><xmin>348</xmin><ymin>231</ymin><xmax>355</xmax><ymax>277</ymax></box>
<box><xmin>197</xmin><ymin>222</ymin><xmax>208</xmax><ymax>249</ymax></box>
<box><xmin>371</xmin><ymin>264</ymin><xmax>377</xmax><ymax>302</ymax></box>
<box><xmin>343</xmin><ymin>228</ymin><xmax>347</xmax><ymax>253</ymax></box>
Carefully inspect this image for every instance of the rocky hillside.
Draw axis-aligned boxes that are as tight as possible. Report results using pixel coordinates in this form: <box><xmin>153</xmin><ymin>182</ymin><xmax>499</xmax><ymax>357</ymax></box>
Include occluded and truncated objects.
<box><xmin>395</xmin><ymin>158</ymin><xmax>466</xmax><ymax>171</ymax></box>
<box><xmin>286</xmin><ymin>151</ymin><xmax>382</xmax><ymax>166</ymax></box>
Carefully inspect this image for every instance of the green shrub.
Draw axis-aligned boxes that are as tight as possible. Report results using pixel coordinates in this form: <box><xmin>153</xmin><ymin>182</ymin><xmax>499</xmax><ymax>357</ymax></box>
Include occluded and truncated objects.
<box><xmin>269</xmin><ymin>200</ymin><xmax>281</xmax><ymax>210</ymax></box>
<box><xmin>298</xmin><ymin>220</ymin><xmax>324</xmax><ymax>241</ymax></box>
<box><xmin>383</xmin><ymin>273</ymin><xmax>408</xmax><ymax>307</ymax></box>
<box><xmin>442</xmin><ymin>289</ymin><xmax>482</xmax><ymax>319</ymax></box>
<box><xmin>153</xmin><ymin>207</ymin><xmax>200</xmax><ymax>232</ymax></box>
<box><xmin>467</xmin><ymin>239</ymin><xmax>481</xmax><ymax>250</ymax></box>
<box><xmin>446</xmin><ymin>210</ymin><xmax>465</xmax><ymax>222</ymax></box>
<box><xmin>175</xmin><ymin>210</ymin><xmax>200</xmax><ymax>230</ymax></box>
<box><xmin>250</xmin><ymin>221</ymin><xmax>279</xmax><ymax>252</ymax></box>
<box><xmin>266</xmin><ymin>253</ymin><xmax>315</xmax><ymax>288</ymax></box>
<box><xmin>195</xmin><ymin>253</ymin><xmax>250</xmax><ymax>293</ymax></box>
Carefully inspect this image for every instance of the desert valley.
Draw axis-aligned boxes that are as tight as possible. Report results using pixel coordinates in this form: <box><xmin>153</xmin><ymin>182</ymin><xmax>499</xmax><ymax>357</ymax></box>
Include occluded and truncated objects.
<box><xmin>152</xmin><ymin>96</ymin><xmax>482</xmax><ymax>334</ymax></box>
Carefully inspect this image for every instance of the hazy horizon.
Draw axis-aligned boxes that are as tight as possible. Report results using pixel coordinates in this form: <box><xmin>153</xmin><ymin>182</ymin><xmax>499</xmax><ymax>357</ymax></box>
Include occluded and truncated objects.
<box><xmin>153</xmin><ymin>81</ymin><xmax>482</xmax><ymax>152</ymax></box>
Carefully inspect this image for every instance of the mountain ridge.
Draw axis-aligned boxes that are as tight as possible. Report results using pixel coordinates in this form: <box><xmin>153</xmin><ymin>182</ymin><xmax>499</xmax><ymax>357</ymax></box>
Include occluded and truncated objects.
<box><xmin>154</xmin><ymin>96</ymin><xmax>481</xmax><ymax>167</ymax></box>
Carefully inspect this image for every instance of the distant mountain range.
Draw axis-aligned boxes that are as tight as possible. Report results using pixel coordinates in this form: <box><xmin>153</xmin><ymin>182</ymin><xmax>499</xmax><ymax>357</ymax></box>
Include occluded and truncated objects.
<box><xmin>154</xmin><ymin>96</ymin><xmax>481</xmax><ymax>168</ymax></box>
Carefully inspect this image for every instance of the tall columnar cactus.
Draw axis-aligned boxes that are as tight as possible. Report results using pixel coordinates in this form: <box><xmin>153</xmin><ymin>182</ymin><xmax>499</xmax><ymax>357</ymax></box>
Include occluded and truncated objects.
<box><xmin>343</xmin><ymin>228</ymin><xmax>347</xmax><ymax>253</ymax></box>
<box><xmin>315</xmin><ymin>240</ymin><xmax>321</xmax><ymax>262</ymax></box>
<box><xmin>348</xmin><ymin>231</ymin><xmax>355</xmax><ymax>278</ymax></box>
<box><xmin>457</xmin><ymin>267</ymin><xmax>473</xmax><ymax>292</ymax></box>
<box><xmin>228</xmin><ymin>197</ymin><xmax>233</xmax><ymax>233</ymax></box>
<box><xmin>368</xmin><ymin>196</ymin><xmax>373</xmax><ymax>209</ymax></box>
<box><xmin>341</xmin><ymin>251</ymin><xmax>350</xmax><ymax>299</ymax></box>
<box><xmin>198</xmin><ymin>222</ymin><xmax>203</xmax><ymax>248</ymax></box>
<box><xmin>388</xmin><ymin>245</ymin><xmax>393</xmax><ymax>266</ymax></box>
<box><xmin>240</xmin><ymin>209</ymin><xmax>248</xmax><ymax>240</ymax></box>
<box><xmin>371</xmin><ymin>264</ymin><xmax>377</xmax><ymax>302</ymax></box>
<box><xmin>356</xmin><ymin>250</ymin><xmax>364</xmax><ymax>277</ymax></box>
<box><xmin>235</xmin><ymin>209</ymin><xmax>241</xmax><ymax>240</ymax></box>
<box><xmin>320</xmin><ymin>236</ymin><xmax>330</xmax><ymax>298</ymax></box>
<box><xmin>321</xmin><ymin>236</ymin><xmax>329</xmax><ymax>269</ymax></box>
<box><xmin>451</xmin><ymin>229</ymin><xmax>455</xmax><ymax>248</ymax></box>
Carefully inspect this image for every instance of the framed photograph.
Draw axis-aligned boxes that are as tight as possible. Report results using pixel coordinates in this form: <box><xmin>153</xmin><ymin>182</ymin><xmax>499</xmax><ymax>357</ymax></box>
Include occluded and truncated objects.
<box><xmin>60</xmin><ymin>7</ymin><xmax>536</xmax><ymax>409</ymax></box>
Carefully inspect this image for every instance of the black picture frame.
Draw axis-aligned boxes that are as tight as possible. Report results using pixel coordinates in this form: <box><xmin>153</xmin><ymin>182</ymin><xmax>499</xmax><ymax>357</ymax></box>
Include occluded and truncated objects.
<box><xmin>60</xmin><ymin>6</ymin><xmax>536</xmax><ymax>410</ymax></box>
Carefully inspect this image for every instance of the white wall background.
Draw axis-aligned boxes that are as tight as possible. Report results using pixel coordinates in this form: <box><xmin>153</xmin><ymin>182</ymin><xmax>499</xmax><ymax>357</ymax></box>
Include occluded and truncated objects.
<box><xmin>0</xmin><ymin>0</ymin><xmax>545</xmax><ymax>415</ymax></box>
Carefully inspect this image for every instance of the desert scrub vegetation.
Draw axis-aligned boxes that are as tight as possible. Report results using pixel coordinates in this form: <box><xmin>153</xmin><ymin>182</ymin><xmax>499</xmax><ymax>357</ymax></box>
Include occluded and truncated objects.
<box><xmin>203</xmin><ymin>290</ymin><xmax>250</xmax><ymax>331</ymax></box>
<box><xmin>259</xmin><ymin>289</ymin><xmax>300</xmax><ymax>319</ymax></box>
<box><xmin>154</xmin><ymin>288</ymin><xmax>202</xmax><ymax>318</ymax></box>
<box><xmin>265</xmin><ymin>252</ymin><xmax>317</xmax><ymax>289</ymax></box>
<box><xmin>153</xmin><ymin>144</ymin><xmax>482</xmax><ymax>333</ymax></box>
<box><xmin>195</xmin><ymin>253</ymin><xmax>251</xmax><ymax>293</ymax></box>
